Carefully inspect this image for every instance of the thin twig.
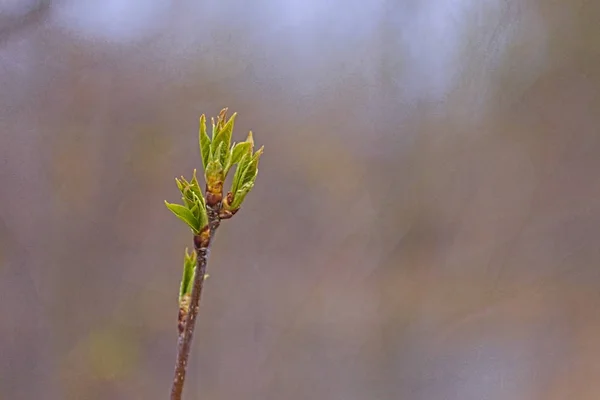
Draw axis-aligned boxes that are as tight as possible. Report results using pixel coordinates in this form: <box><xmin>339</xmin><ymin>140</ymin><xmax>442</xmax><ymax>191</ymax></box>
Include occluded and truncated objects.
<box><xmin>170</xmin><ymin>204</ymin><xmax>221</xmax><ymax>400</ymax></box>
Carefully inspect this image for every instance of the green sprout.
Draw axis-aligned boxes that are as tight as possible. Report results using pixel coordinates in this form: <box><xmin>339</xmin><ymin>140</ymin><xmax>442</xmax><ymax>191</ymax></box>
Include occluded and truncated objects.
<box><xmin>165</xmin><ymin>108</ymin><xmax>263</xmax><ymax>231</ymax></box>
<box><xmin>164</xmin><ymin>169</ymin><xmax>208</xmax><ymax>235</ymax></box>
<box><xmin>179</xmin><ymin>247</ymin><xmax>196</xmax><ymax>301</ymax></box>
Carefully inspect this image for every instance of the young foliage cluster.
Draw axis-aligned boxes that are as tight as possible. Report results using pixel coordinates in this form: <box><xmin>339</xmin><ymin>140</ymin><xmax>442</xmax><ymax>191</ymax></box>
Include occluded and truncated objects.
<box><xmin>164</xmin><ymin>108</ymin><xmax>263</xmax><ymax>301</ymax></box>
<box><xmin>165</xmin><ymin>170</ymin><xmax>207</xmax><ymax>235</ymax></box>
<box><xmin>179</xmin><ymin>248</ymin><xmax>196</xmax><ymax>301</ymax></box>
<box><xmin>199</xmin><ymin>109</ymin><xmax>264</xmax><ymax>214</ymax></box>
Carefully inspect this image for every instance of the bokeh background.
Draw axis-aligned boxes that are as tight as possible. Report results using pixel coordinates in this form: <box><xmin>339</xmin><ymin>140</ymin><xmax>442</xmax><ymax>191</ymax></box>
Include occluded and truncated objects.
<box><xmin>1</xmin><ymin>1</ymin><xmax>600</xmax><ymax>399</ymax></box>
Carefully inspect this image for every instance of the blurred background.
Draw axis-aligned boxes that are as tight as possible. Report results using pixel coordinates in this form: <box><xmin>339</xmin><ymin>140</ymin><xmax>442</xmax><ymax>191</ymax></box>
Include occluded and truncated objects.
<box><xmin>1</xmin><ymin>0</ymin><xmax>600</xmax><ymax>399</ymax></box>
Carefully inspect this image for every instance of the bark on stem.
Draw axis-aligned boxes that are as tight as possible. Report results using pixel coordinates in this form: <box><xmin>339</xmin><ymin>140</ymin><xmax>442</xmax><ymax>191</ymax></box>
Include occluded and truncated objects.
<box><xmin>170</xmin><ymin>204</ymin><xmax>221</xmax><ymax>400</ymax></box>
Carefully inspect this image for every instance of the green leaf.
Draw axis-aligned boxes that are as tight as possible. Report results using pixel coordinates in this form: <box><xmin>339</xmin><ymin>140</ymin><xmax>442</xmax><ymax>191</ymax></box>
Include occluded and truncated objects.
<box><xmin>180</xmin><ymin>248</ymin><xmax>196</xmax><ymax>299</ymax></box>
<box><xmin>224</xmin><ymin>142</ymin><xmax>248</xmax><ymax>176</ymax></box>
<box><xmin>230</xmin><ymin>181</ymin><xmax>255</xmax><ymax>209</ymax></box>
<box><xmin>221</xmin><ymin>143</ymin><xmax>232</xmax><ymax>175</ymax></box>
<box><xmin>189</xmin><ymin>169</ymin><xmax>204</xmax><ymax>202</ymax></box>
<box><xmin>210</xmin><ymin>108</ymin><xmax>227</xmax><ymax>141</ymax></box>
<box><xmin>245</xmin><ymin>131</ymin><xmax>254</xmax><ymax>151</ymax></box>
<box><xmin>190</xmin><ymin>192</ymin><xmax>208</xmax><ymax>229</ymax></box>
<box><xmin>175</xmin><ymin>177</ymin><xmax>185</xmax><ymax>193</ymax></box>
<box><xmin>177</xmin><ymin>170</ymin><xmax>206</xmax><ymax>211</ymax></box>
<box><xmin>230</xmin><ymin>152</ymin><xmax>249</xmax><ymax>195</ymax></box>
<box><xmin>164</xmin><ymin>201</ymin><xmax>200</xmax><ymax>233</ymax></box>
<box><xmin>178</xmin><ymin>176</ymin><xmax>191</xmax><ymax>195</ymax></box>
<box><xmin>190</xmin><ymin>189</ymin><xmax>206</xmax><ymax>210</ymax></box>
<box><xmin>206</xmin><ymin>141</ymin><xmax>225</xmax><ymax>182</ymax></box>
<box><xmin>216</xmin><ymin>108</ymin><xmax>228</xmax><ymax>133</ymax></box>
<box><xmin>176</xmin><ymin>178</ymin><xmax>197</xmax><ymax>209</ymax></box>
<box><xmin>240</xmin><ymin>146</ymin><xmax>263</xmax><ymax>188</ymax></box>
<box><xmin>228</xmin><ymin>141</ymin><xmax>252</xmax><ymax>169</ymax></box>
<box><xmin>199</xmin><ymin>115</ymin><xmax>211</xmax><ymax>170</ymax></box>
<box><xmin>178</xmin><ymin>177</ymin><xmax>195</xmax><ymax>209</ymax></box>
<box><xmin>211</xmin><ymin>117</ymin><xmax>217</xmax><ymax>140</ymax></box>
<box><xmin>179</xmin><ymin>186</ymin><xmax>195</xmax><ymax>210</ymax></box>
<box><xmin>226</xmin><ymin>145</ymin><xmax>263</xmax><ymax>210</ymax></box>
<box><xmin>211</xmin><ymin>113</ymin><xmax>236</xmax><ymax>167</ymax></box>
<box><xmin>219</xmin><ymin>113</ymin><xmax>236</xmax><ymax>147</ymax></box>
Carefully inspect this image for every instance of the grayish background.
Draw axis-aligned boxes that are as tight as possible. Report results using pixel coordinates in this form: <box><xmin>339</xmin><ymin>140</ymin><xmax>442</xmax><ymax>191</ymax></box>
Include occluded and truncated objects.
<box><xmin>1</xmin><ymin>1</ymin><xmax>599</xmax><ymax>399</ymax></box>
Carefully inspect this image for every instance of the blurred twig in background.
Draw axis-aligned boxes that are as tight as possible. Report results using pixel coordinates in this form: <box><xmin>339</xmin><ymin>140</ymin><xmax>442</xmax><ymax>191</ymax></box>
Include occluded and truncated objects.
<box><xmin>0</xmin><ymin>0</ymin><xmax>50</xmax><ymax>46</ymax></box>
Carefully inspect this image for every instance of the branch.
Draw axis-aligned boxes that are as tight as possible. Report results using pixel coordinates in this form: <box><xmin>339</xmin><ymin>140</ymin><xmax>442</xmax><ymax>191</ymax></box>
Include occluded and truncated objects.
<box><xmin>165</xmin><ymin>108</ymin><xmax>263</xmax><ymax>399</ymax></box>
<box><xmin>170</xmin><ymin>203</ymin><xmax>221</xmax><ymax>400</ymax></box>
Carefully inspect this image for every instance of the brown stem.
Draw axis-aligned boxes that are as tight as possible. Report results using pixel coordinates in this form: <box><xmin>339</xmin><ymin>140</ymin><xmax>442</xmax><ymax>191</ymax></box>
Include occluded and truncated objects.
<box><xmin>170</xmin><ymin>203</ymin><xmax>221</xmax><ymax>400</ymax></box>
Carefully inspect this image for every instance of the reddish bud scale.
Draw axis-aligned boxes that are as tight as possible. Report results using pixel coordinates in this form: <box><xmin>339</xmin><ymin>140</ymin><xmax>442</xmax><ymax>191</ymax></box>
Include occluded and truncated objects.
<box><xmin>193</xmin><ymin>226</ymin><xmax>211</xmax><ymax>249</ymax></box>
<box><xmin>205</xmin><ymin>182</ymin><xmax>223</xmax><ymax>208</ymax></box>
